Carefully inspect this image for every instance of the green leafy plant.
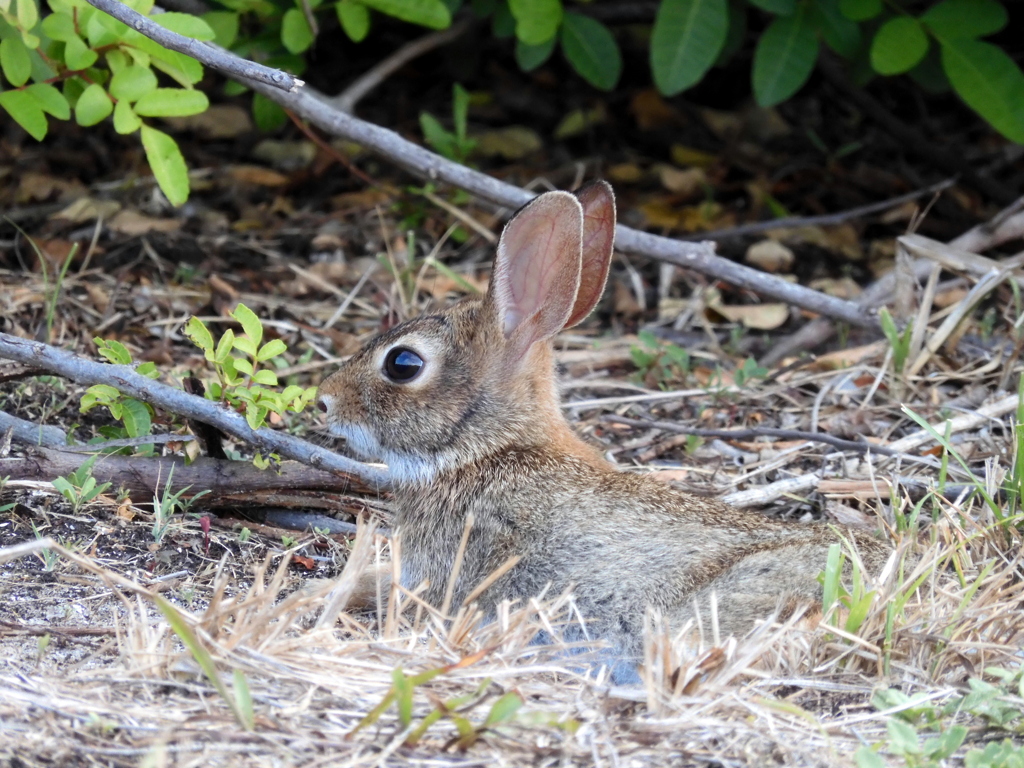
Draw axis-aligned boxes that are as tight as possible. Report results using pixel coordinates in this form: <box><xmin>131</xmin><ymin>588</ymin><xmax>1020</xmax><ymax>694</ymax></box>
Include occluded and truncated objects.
<box><xmin>630</xmin><ymin>329</ymin><xmax>692</xmax><ymax>389</ymax></box>
<box><xmin>880</xmin><ymin>307</ymin><xmax>914</xmax><ymax>376</ymax></box>
<box><xmin>965</xmin><ymin>739</ymin><xmax>1024</xmax><ymax>768</ymax></box>
<box><xmin>31</xmin><ymin>521</ymin><xmax>60</xmax><ymax>571</ymax></box>
<box><xmin>732</xmin><ymin>356</ymin><xmax>769</xmax><ymax>388</ymax></box>
<box><xmin>351</xmin><ymin>661</ymin><xmax>576</xmax><ymax>748</ymax></box>
<box><xmin>856</xmin><ymin>669</ymin><xmax>1024</xmax><ymax>768</ymax></box>
<box><xmin>0</xmin><ymin>0</ymin><xmax>217</xmax><ymax>203</ymax></box>
<box><xmin>0</xmin><ymin>475</ymin><xmax>14</xmax><ymax>513</ymax></box>
<box><xmin>151</xmin><ymin>465</ymin><xmax>208</xmax><ymax>544</ymax></box>
<box><xmin>184</xmin><ymin>302</ymin><xmax>317</xmax><ymax>436</ymax></box>
<box><xmin>81</xmin><ymin>338</ymin><xmax>160</xmax><ymax>451</ymax></box>
<box><xmin>50</xmin><ymin>454</ymin><xmax>112</xmax><ymax>512</ymax></box>
<box><xmin>419</xmin><ymin>83</ymin><xmax>476</xmax><ymax>164</ymax></box>
<box><xmin>819</xmin><ymin>542</ymin><xmax>876</xmax><ymax>635</ymax></box>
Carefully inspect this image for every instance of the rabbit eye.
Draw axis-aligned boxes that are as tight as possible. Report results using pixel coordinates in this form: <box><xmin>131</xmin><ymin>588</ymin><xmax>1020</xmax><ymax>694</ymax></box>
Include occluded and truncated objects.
<box><xmin>383</xmin><ymin>347</ymin><xmax>424</xmax><ymax>382</ymax></box>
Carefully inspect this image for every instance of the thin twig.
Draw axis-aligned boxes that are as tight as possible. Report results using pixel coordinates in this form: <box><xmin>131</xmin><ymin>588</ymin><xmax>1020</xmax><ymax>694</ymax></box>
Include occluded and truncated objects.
<box><xmin>330</xmin><ymin>20</ymin><xmax>473</xmax><ymax>114</ymax></box>
<box><xmin>691</xmin><ymin>179</ymin><xmax>956</xmax><ymax>242</ymax></box>
<box><xmin>606</xmin><ymin>415</ymin><xmax>901</xmax><ymax>456</ymax></box>
<box><xmin>82</xmin><ymin>0</ymin><xmax>302</xmax><ymax>92</ymax></box>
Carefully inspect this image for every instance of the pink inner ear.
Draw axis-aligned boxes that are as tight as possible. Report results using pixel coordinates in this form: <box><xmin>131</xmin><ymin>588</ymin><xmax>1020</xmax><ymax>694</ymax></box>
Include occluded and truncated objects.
<box><xmin>564</xmin><ymin>181</ymin><xmax>616</xmax><ymax>329</ymax></box>
<box><xmin>490</xmin><ymin>192</ymin><xmax>584</xmax><ymax>357</ymax></box>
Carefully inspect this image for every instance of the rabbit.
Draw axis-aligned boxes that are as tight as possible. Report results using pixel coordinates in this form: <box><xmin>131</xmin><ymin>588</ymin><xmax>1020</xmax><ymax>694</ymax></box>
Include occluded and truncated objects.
<box><xmin>316</xmin><ymin>181</ymin><xmax>894</xmax><ymax>681</ymax></box>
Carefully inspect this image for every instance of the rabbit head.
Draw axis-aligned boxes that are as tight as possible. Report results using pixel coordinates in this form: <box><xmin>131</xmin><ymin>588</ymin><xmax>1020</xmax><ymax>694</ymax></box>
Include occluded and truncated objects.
<box><xmin>316</xmin><ymin>181</ymin><xmax>616</xmax><ymax>485</ymax></box>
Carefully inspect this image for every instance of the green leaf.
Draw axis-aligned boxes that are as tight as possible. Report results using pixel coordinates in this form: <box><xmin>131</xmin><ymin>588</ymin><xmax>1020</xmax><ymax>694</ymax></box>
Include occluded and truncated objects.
<box><xmin>0</xmin><ymin>89</ymin><xmax>47</xmax><ymax>139</ymax></box>
<box><xmin>140</xmin><ymin>124</ymin><xmax>189</xmax><ymax>205</ymax></box>
<box><xmin>252</xmin><ymin>92</ymin><xmax>287</xmax><ymax>131</ymax></box>
<box><xmin>508</xmin><ymin>0</ymin><xmax>561</xmax><ymax>45</ymax></box>
<box><xmin>244</xmin><ymin>402</ymin><xmax>267</xmax><ymax>430</ymax></box>
<box><xmin>231</xmin><ymin>304</ymin><xmax>263</xmax><ymax>347</ymax></box>
<box><xmin>113</xmin><ymin>99</ymin><xmax>141</xmax><ymax>134</ymax></box>
<box><xmin>336</xmin><ymin>0</ymin><xmax>370</xmax><ymax>41</ymax></box>
<box><xmin>392</xmin><ymin>669</ymin><xmax>413</xmax><ymax>727</ymax></box>
<box><xmin>74</xmin><ymin>82</ymin><xmax>112</xmax><ymax>126</ymax></box>
<box><xmin>492</xmin><ymin>1</ymin><xmax>515</xmax><ymax>37</ymax></box>
<box><xmin>811</xmin><ymin>0</ymin><xmax>861</xmax><ymax>58</ymax></box>
<box><xmin>871</xmin><ymin>17</ymin><xmax>929</xmax><ymax>75</ymax></box>
<box><xmin>252</xmin><ymin>369</ymin><xmax>278</xmax><ymax>386</ymax></box>
<box><xmin>747</xmin><ymin>0</ymin><xmax>794</xmax><ymax>14</ymax></box>
<box><xmin>941</xmin><ymin>37</ymin><xmax>1024</xmax><ymax>143</ymax></box>
<box><xmin>16</xmin><ymin>0</ymin><xmax>38</xmax><ymax>32</ymax></box>
<box><xmin>922</xmin><ymin>0</ymin><xmax>1007</xmax><ymax>39</ymax></box>
<box><xmin>120</xmin><ymin>398</ymin><xmax>152</xmax><ymax>438</ymax></box>
<box><xmin>452</xmin><ymin>82</ymin><xmax>470</xmax><ymax>139</ymax></box>
<box><xmin>650</xmin><ymin>0</ymin><xmax>728</xmax><ymax>96</ymax></box>
<box><xmin>215</xmin><ymin>328</ymin><xmax>235</xmax><ymax>363</ymax></box>
<box><xmin>41</xmin><ymin>12</ymin><xmax>78</xmax><ymax>42</ymax></box>
<box><xmin>484</xmin><ymin>692</ymin><xmax>523</xmax><ymax>726</ymax></box>
<box><xmin>202</xmin><ymin>11</ymin><xmax>239</xmax><ymax>47</ymax></box>
<box><xmin>853</xmin><ymin>746</ymin><xmax>886</xmax><ymax>768</ymax></box>
<box><xmin>1</xmin><ymin>37</ymin><xmax>33</xmax><ymax>86</ymax></box>
<box><xmin>560</xmin><ymin>12</ymin><xmax>621</xmax><ymax>91</ymax></box>
<box><xmin>281</xmin><ymin>8</ymin><xmax>314</xmax><ymax>54</ymax></box>
<box><xmin>153</xmin><ymin>12</ymin><xmax>216</xmax><ymax>41</ymax></box>
<box><xmin>839</xmin><ymin>0</ymin><xmax>880</xmax><ymax>20</ymax></box>
<box><xmin>752</xmin><ymin>5</ymin><xmax>818</xmax><ymax>107</ymax></box>
<box><xmin>886</xmin><ymin>718</ymin><xmax>921</xmax><ymax>755</ymax></box>
<box><xmin>26</xmin><ymin>83</ymin><xmax>70</xmax><ymax>119</ymax></box>
<box><xmin>184</xmin><ymin>316</ymin><xmax>215</xmax><ymax>354</ymax></box>
<box><xmin>359</xmin><ymin>0</ymin><xmax>450</xmax><ymax>29</ymax></box>
<box><xmin>109</xmin><ymin>64</ymin><xmax>158</xmax><ymax>102</ymax></box>
<box><xmin>153</xmin><ymin>594</ymin><xmax>250</xmax><ymax>730</ymax></box>
<box><xmin>134</xmin><ymin>88</ymin><xmax>209</xmax><ymax>117</ymax></box>
<box><xmin>931</xmin><ymin>725</ymin><xmax>967</xmax><ymax>758</ymax></box>
<box><xmin>256</xmin><ymin>338</ymin><xmax>287</xmax><ymax>361</ymax></box>
<box><xmin>515</xmin><ymin>36</ymin><xmax>555</xmax><ymax>71</ymax></box>
<box><xmin>233</xmin><ymin>339</ymin><xmax>257</xmax><ymax>359</ymax></box>
<box><xmin>420</xmin><ymin>111</ymin><xmax>457</xmax><ymax>157</ymax></box>
<box><xmin>86</xmin><ymin>12</ymin><xmax>125</xmax><ymax>48</ymax></box>
<box><xmin>126</xmin><ymin>33</ymin><xmax>202</xmax><ymax>85</ymax></box>
<box><xmin>63</xmin><ymin>35</ymin><xmax>98</xmax><ymax>70</ymax></box>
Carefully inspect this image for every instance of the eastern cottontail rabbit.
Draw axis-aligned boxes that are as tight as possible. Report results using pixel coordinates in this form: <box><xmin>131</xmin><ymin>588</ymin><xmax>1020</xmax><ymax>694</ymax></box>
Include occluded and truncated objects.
<box><xmin>317</xmin><ymin>181</ymin><xmax>893</xmax><ymax>678</ymax></box>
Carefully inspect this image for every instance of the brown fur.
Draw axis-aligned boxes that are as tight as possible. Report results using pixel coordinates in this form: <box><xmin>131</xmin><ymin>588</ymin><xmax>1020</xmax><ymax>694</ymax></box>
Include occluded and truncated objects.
<box><xmin>317</xmin><ymin>182</ymin><xmax>892</xmax><ymax>671</ymax></box>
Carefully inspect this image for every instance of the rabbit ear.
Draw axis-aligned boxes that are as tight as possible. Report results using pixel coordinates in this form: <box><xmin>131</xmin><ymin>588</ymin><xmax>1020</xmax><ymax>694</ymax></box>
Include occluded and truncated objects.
<box><xmin>488</xmin><ymin>191</ymin><xmax>584</xmax><ymax>361</ymax></box>
<box><xmin>563</xmin><ymin>180</ymin><xmax>616</xmax><ymax>329</ymax></box>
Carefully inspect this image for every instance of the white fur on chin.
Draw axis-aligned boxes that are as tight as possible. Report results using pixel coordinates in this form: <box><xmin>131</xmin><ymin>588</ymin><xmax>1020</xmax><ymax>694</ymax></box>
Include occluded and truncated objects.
<box><xmin>327</xmin><ymin>422</ymin><xmax>457</xmax><ymax>485</ymax></box>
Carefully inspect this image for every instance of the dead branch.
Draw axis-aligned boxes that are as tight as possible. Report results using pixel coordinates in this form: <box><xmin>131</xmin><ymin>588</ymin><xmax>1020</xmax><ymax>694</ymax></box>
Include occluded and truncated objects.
<box><xmin>0</xmin><ymin>448</ymin><xmax>374</xmax><ymax>498</ymax></box>
<box><xmin>81</xmin><ymin>0</ymin><xmax>878</xmax><ymax>330</ymax></box>
<box><xmin>330</xmin><ymin>20</ymin><xmax>473</xmax><ymax>114</ymax></box>
<box><xmin>694</xmin><ymin>179</ymin><xmax>956</xmax><ymax>242</ymax></box>
<box><xmin>0</xmin><ymin>332</ymin><xmax>390</xmax><ymax>488</ymax></box>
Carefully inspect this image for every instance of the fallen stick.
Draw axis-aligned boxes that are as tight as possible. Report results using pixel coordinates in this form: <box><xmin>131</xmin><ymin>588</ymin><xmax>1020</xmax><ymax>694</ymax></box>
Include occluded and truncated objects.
<box><xmin>82</xmin><ymin>0</ymin><xmax>878</xmax><ymax>330</ymax></box>
<box><xmin>0</xmin><ymin>332</ymin><xmax>390</xmax><ymax>488</ymax></box>
<box><xmin>0</xmin><ymin>447</ymin><xmax>375</xmax><ymax>498</ymax></box>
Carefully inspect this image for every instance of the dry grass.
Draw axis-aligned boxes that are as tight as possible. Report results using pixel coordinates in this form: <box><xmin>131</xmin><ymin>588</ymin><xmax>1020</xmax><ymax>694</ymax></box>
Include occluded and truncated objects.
<box><xmin>4</xmin><ymin>206</ymin><xmax>1024</xmax><ymax>766</ymax></box>
<box><xmin>1</xmin><ymin>484</ymin><xmax>1022</xmax><ymax>766</ymax></box>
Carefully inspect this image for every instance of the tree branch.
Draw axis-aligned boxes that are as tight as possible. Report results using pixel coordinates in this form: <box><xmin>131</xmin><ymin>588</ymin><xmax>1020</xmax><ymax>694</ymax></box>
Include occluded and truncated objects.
<box><xmin>84</xmin><ymin>0</ymin><xmax>302</xmax><ymax>93</ymax></box>
<box><xmin>0</xmin><ymin>332</ymin><xmax>390</xmax><ymax>488</ymax></box>
<box><xmin>82</xmin><ymin>0</ymin><xmax>879</xmax><ymax>330</ymax></box>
